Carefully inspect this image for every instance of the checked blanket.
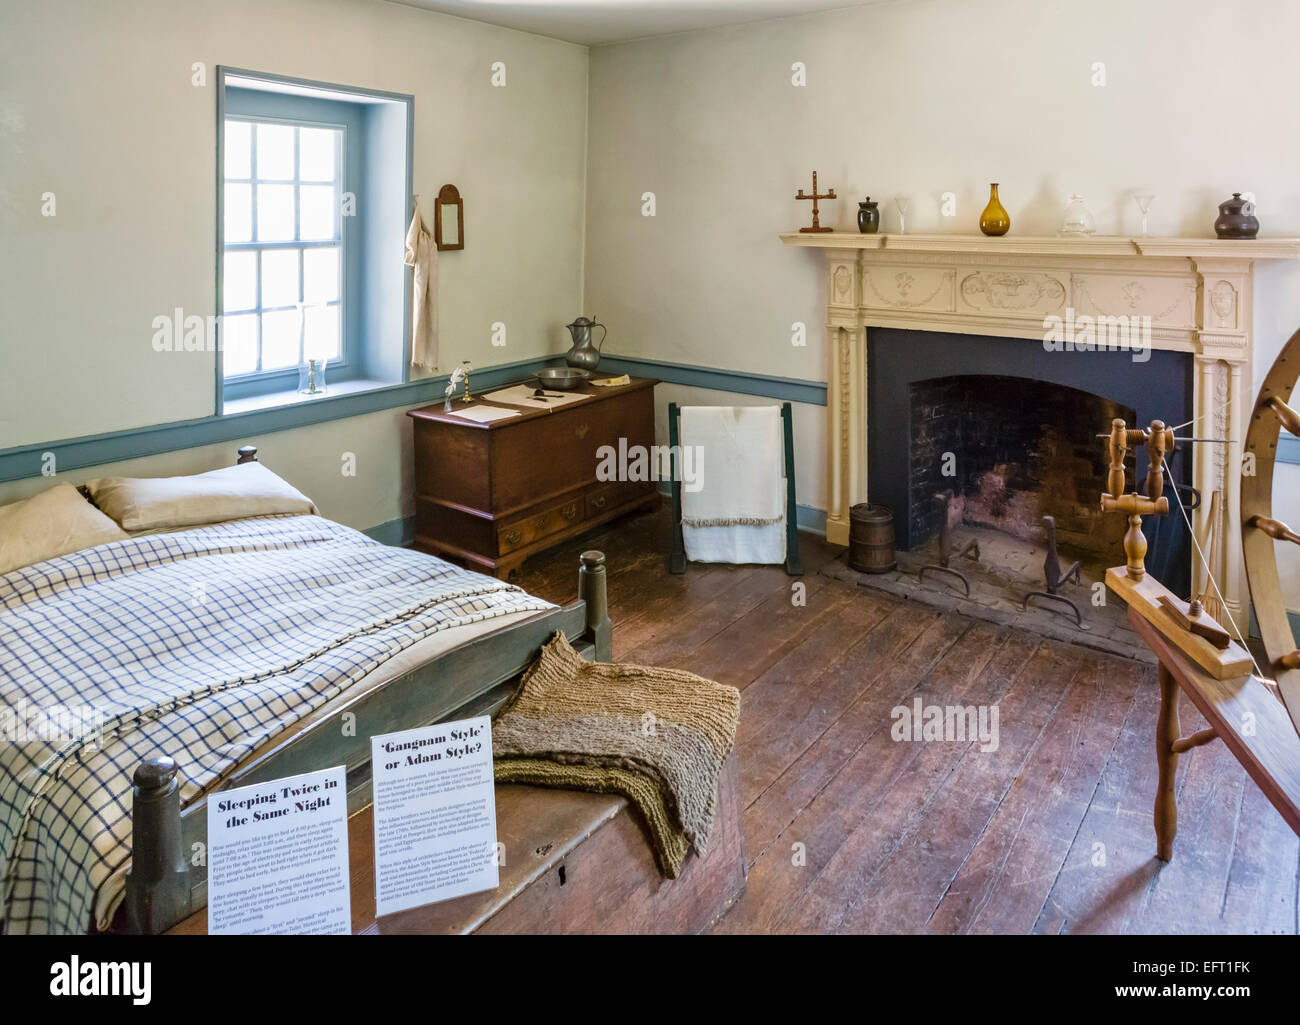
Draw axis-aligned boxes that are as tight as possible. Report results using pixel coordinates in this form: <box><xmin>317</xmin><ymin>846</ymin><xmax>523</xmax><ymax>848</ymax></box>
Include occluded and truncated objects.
<box><xmin>0</xmin><ymin>514</ymin><xmax>553</xmax><ymax>934</ymax></box>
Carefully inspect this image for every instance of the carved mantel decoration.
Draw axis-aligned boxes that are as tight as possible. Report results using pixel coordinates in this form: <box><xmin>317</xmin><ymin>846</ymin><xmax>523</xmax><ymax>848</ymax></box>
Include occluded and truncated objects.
<box><xmin>780</xmin><ymin>231</ymin><xmax>1300</xmax><ymax>623</ymax></box>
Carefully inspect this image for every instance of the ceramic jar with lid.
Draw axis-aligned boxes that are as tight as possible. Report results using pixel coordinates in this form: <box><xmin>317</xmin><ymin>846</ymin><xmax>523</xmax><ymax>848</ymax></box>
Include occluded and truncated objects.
<box><xmin>1214</xmin><ymin>193</ymin><xmax>1259</xmax><ymax>239</ymax></box>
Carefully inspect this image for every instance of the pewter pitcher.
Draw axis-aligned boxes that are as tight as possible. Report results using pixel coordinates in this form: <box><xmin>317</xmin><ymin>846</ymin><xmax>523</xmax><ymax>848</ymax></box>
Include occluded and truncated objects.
<box><xmin>564</xmin><ymin>316</ymin><xmax>607</xmax><ymax>371</ymax></box>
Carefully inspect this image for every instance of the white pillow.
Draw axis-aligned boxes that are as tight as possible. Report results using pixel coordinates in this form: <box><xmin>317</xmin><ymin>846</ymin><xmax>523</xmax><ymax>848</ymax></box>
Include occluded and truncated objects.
<box><xmin>0</xmin><ymin>484</ymin><xmax>129</xmax><ymax>575</ymax></box>
<box><xmin>87</xmin><ymin>462</ymin><xmax>318</xmax><ymax>532</ymax></box>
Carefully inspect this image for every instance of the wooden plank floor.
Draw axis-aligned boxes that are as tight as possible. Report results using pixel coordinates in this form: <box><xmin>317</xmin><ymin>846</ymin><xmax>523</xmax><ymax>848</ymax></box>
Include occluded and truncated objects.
<box><xmin>513</xmin><ymin>503</ymin><xmax>1300</xmax><ymax>934</ymax></box>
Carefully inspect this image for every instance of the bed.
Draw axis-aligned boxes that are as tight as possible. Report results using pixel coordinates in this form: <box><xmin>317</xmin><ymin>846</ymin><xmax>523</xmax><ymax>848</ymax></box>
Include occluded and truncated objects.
<box><xmin>0</xmin><ymin>447</ymin><xmax>612</xmax><ymax>935</ymax></box>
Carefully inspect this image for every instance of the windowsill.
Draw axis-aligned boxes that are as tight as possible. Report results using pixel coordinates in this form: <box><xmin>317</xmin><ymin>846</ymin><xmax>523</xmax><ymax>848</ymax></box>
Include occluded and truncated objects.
<box><xmin>222</xmin><ymin>377</ymin><xmax>397</xmax><ymax>415</ymax></box>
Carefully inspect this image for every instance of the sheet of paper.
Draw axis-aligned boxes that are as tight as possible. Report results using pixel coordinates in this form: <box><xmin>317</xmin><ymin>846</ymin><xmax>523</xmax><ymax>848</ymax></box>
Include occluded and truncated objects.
<box><xmin>447</xmin><ymin>404</ymin><xmax>523</xmax><ymax>423</ymax></box>
<box><xmin>206</xmin><ymin>765</ymin><xmax>351</xmax><ymax>935</ymax></box>
<box><xmin>484</xmin><ymin>384</ymin><xmax>592</xmax><ymax>410</ymax></box>
<box><xmin>370</xmin><ymin>716</ymin><xmax>499</xmax><ymax>918</ymax></box>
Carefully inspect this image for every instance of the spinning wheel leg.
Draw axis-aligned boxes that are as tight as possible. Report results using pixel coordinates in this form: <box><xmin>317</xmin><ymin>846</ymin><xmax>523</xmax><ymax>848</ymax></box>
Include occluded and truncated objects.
<box><xmin>1154</xmin><ymin>664</ymin><xmax>1180</xmax><ymax>862</ymax></box>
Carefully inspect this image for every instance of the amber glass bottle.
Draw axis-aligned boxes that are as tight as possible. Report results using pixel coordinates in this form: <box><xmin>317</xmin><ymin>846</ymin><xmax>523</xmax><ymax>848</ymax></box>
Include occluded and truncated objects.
<box><xmin>979</xmin><ymin>183</ymin><xmax>1010</xmax><ymax>236</ymax></box>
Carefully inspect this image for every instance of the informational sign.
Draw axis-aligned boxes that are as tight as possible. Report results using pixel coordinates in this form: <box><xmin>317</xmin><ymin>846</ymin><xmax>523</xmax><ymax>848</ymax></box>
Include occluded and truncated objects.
<box><xmin>370</xmin><ymin>716</ymin><xmax>499</xmax><ymax>917</ymax></box>
<box><xmin>206</xmin><ymin>765</ymin><xmax>352</xmax><ymax>935</ymax></box>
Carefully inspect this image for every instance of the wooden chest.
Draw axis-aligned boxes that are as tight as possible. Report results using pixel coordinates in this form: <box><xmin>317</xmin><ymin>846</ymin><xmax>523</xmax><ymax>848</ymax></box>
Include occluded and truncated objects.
<box><xmin>170</xmin><ymin>756</ymin><xmax>746</xmax><ymax>935</ymax></box>
<box><xmin>407</xmin><ymin>377</ymin><xmax>660</xmax><ymax>578</ymax></box>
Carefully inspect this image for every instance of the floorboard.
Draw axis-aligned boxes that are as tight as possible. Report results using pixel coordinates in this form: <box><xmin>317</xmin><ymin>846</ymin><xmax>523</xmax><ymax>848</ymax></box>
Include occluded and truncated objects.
<box><xmin>516</xmin><ymin>503</ymin><xmax>1300</xmax><ymax>934</ymax></box>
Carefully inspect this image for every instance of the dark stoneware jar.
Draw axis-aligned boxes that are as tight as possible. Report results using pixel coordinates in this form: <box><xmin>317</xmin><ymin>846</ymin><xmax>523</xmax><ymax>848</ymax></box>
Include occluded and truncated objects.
<box><xmin>857</xmin><ymin>198</ymin><xmax>880</xmax><ymax>234</ymax></box>
<box><xmin>1214</xmin><ymin>193</ymin><xmax>1259</xmax><ymax>239</ymax></box>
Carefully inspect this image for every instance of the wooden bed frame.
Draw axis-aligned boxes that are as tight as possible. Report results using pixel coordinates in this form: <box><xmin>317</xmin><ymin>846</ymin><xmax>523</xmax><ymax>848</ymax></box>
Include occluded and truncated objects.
<box><xmin>118</xmin><ymin>446</ymin><xmax>613</xmax><ymax>934</ymax></box>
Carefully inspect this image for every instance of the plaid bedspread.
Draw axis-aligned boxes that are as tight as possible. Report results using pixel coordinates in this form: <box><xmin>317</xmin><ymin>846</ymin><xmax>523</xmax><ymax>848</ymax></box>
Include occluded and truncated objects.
<box><xmin>0</xmin><ymin>514</ymin><xmax>553</xmax><ymax>934</ymax></box>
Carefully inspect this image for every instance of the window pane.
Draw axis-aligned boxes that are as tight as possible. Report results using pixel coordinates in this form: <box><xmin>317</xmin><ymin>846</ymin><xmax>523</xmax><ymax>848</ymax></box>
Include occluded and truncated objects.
<box><xmin>299</xmin><ymin>185</ymin><xmax>336</xmax><ymax>241</ymax></box>
<box><xmin>224</xmin><ymin>183</ymin><xmax>252</xmax><ymax>243</ymax></box>
<box><xmin>304</xmin><ymin>304</ymin><xmax>340</xmax><ymax>362</ymax></box>
<box><xmin>256</xmin><ymin>183</ymin><xmax>295</xmax><ymax>241</ymax></box>
<box><xmin>299</xmin><ymin>127</ymin><xmax>336</xmax><ymax>182</ymax></box>
<box><xmin>224</xmin><ymin>121</ymin><xmax>251</xmax><ymax>179</ymax></box>
<box><xmin>221</xmin><ymin>313</ymin><xmax>258</xmax><ymax>376</ymax></box>
<box><xmin>223</xmin><ymin>250</ymin><xmax>257</xmax><ymax>312</ymax></box>
<box><xmin>256</xmin><ymin>123</ymin><xmax>294</xmax><ymax>180</ymax></box>
<box><xmin>220</xmin><ymin>112</ymin><xmax>350</xmax><ymax>384</ymax></box>
<box><xmin>303</xmin><ymin>247</ymin><xmax>340</xmax><ymax>304</ymax></box>
<box><xmin>261</xmin><ymin>248</ymin><xmax>299</xmax><ymax>308</ymax></box>
<box><xmin>261</xmin><ymin>308</ymin><xmax>301</xmax><ymax>370</ymax></box>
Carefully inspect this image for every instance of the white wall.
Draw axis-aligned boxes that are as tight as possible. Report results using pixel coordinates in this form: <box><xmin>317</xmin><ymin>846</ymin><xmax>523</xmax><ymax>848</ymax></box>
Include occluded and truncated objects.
<box><xmin>584</xmin><ymin>0</ymin><xmax>1300</xmax><ymax>609</ymax></box>
<box><xmin>0</xmin><ymin>0</ymin><xmax>588</xmax><ymax>526</ymax></box>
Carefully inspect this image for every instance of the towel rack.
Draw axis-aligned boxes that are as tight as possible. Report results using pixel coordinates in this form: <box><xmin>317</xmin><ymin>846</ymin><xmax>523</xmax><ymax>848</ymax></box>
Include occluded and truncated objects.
<box><xmin>667</xmin><ymin>401</ymin><xmax>803</xmax><ymax>577</ymax></box>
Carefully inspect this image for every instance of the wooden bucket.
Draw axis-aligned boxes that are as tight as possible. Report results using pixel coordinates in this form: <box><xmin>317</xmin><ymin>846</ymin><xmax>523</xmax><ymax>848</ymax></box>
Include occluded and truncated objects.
<box><xmin>848</xmin><ymin>503</ymin><xmax>896</xmax><ymax>573</ymax></box>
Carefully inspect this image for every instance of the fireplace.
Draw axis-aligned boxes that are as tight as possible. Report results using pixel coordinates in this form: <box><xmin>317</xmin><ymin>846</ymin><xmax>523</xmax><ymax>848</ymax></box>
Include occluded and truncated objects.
<box><xmin>907</xmin><ymin>376</ymin><xmax>1133</xmax><ymax>553</ymax></box>
<box><xmin>867</xmin><ymin>328</ymin><xmax>1193</xmax><ymax>596</ymax></box>
<box><xmin>780</xmin><ymin>231</ymin><xmax>1300</xmax><ymax>622</ymax></box>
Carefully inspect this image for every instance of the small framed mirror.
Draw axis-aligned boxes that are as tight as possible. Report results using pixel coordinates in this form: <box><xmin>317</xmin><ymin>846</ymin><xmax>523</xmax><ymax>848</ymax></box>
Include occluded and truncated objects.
<box><xmin>434</xmin><ymin>183</ymin><xmax>464</xmax><ymax>251</ymax></box>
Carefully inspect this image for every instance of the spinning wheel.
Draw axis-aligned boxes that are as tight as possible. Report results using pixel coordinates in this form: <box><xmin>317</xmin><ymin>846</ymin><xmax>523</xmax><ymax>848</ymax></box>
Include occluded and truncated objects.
<box><xmin>1101</xmin><ymin>330</ymin><xmax>1300</xmax><ymax>860</ymax></box>
<box><xmin>1242</xmin><ymin>325</ymin><xmax>1300</xmax><ymax>738</ymax></box>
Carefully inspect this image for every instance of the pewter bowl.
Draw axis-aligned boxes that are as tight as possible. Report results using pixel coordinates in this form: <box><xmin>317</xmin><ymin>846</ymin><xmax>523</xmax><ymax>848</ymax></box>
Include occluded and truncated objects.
<box><xmin>531</xmin><ymin>367</ymin><xmax>592</xmax><ymax>391</ymax></box>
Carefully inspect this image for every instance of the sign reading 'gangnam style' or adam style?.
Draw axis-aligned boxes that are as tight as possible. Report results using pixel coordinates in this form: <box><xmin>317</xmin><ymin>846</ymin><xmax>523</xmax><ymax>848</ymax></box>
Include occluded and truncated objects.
<box><xmin>370</xmin><ymin>716</ymin><xmax>500</xmax><ymax>917</ymax></box>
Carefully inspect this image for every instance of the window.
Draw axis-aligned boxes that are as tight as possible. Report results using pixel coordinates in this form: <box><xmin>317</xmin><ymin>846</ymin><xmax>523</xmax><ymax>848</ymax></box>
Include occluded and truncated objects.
<box><xmin>222</xmin><ymin>118</ymin><xmax>345</xmax><ymax>378</ymax></box>
<box><xmin>216</xmin><ymin>70</ymin><xmax>413</xmax><ymax>412</ymax></box>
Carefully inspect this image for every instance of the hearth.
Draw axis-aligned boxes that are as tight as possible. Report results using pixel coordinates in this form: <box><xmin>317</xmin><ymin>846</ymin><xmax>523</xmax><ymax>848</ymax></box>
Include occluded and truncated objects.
<box><xmin>907</xmin><ymin>374</ymin><xmax>1133</xmax><ymax>557</ymax></box>
<box><xmin>868</xmin><ymin>328</ymin><xmax>1194</xmax><ymax>597</ymax></box>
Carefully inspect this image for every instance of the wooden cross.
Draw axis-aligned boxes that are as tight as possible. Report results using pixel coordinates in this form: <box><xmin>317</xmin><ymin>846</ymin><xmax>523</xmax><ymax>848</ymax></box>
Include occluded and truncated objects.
<box><xmin>795</xmin><ymin>170</ymin><xmax>836</xmax><ymax>233</ymax></box>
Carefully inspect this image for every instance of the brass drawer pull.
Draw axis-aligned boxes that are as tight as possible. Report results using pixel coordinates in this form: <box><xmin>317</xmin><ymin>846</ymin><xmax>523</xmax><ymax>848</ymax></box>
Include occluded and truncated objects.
<box><xmin>533</xmin><ymin>513</ymin><xmax>550</xmax><ymax>531</ymax></box>
<box><xmin>592</xmin><ymin>494</ymin><xmax>607</xmax><ymax>510</ymax></box>
<box><xmin>574</xmin><ymin>423</ymin><xmax>589</xmax><ymax>439</ymax></box>
<box><xmin>562</xmin><ymin>502</ymin><xmax>579</xmax><ymax>521</ymax></box>
<box><xmin>504</xmin><ymin>528</ymin><xmax>522</xmax><ymax>545</ymax></box>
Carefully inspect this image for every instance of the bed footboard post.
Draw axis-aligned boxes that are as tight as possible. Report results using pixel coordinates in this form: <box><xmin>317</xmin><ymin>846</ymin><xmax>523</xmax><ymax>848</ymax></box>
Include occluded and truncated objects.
<box><xmin>124</xmin><ymin>756</ymin><xmax>190</xmax><ymax>935</ymax></box>
<box><xmin>578</xmin><ymin>550</ymin><xmax>612</xmax><ymax>662</ymax></box>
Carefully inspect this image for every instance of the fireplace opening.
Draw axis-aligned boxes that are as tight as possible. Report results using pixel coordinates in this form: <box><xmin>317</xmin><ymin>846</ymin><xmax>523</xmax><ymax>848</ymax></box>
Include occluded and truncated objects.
<box><xmin>908</xmin><ymin>375</ymin><xmax>1133</xmax><ymax>563</ymax></box>
<box><xmin>867</xmin><ymin>328</ymin><xmax>1194</xmax><ymax>598</ymax></box>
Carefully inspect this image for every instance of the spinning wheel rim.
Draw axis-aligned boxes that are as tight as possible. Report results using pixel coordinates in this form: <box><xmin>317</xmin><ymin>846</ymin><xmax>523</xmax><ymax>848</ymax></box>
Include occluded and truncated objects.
<box><xmin>1242</xmin><ymin>326</ymin><xmax>1300</xmax><ymax>737</ymax></box>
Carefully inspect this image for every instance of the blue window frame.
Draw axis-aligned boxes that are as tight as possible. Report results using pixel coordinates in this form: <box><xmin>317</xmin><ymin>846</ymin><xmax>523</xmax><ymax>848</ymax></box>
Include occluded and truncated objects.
<box><xmin>217</xmin><ymin>70</ymin><xmax>413</xmax><ymax>410</ymax></box>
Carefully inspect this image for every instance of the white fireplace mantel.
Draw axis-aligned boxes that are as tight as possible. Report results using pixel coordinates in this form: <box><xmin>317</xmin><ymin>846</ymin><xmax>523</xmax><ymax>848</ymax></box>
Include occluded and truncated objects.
<box><xmin>781</xmin><ymin>231</ymin><xmax>1300</xmax><ymax>624</ymax></box>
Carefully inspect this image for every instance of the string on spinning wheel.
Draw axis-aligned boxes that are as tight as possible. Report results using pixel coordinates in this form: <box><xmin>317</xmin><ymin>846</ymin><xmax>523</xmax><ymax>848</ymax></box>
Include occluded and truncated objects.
<box><xmin>1166</xmin><ymin>392</ymin><xmax>1233</xmax><ymax>436</ymax></box>
<box><xmin>1163</xmin><ymin>463</ymin><xmax>1266</xmax><ymax>681</ymax></box>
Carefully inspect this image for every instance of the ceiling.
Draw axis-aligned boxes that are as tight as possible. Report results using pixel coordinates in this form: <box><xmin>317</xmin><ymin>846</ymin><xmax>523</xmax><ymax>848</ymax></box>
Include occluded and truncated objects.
<box><xmin>388</xmin><ymin>0</ymin><xmax>873</xmax><ymax>46</ymax></box>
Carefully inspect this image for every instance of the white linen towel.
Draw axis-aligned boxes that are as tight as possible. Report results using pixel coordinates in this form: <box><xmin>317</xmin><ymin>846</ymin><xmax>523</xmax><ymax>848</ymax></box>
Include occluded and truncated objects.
<box><xmin>680</xmin><ymin>406</ymin><xmax>786</xmax><ymax>565</ymax></box>
<box><xmin>404</xmin><ymin>206</ymin><xmax>439</xmax><ymax>370</ymax></box>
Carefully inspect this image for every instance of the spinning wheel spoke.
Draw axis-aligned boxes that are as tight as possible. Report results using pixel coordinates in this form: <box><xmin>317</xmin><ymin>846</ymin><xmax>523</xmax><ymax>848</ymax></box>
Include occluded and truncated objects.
<box><xmin>1242</xmin><ymin>326</ymin><xmax>1300</xmax><ymax>738</ymax></box>
<box><xmin>1249</xmin><ymin>514</ymin><xmax>1300</xmax><ymax>546</ymax></box>
<box><xmin>1265</xmin><ymin>395</ymin><xmax>1299</xmax><ymax>435</ymax></box>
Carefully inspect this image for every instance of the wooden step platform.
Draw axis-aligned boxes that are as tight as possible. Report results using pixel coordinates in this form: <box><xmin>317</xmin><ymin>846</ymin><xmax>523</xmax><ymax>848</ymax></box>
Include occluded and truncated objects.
<box><xmin>171</xmin><ymin>757</ymin><xmax>745</xmax><ymax>935</ymax></box>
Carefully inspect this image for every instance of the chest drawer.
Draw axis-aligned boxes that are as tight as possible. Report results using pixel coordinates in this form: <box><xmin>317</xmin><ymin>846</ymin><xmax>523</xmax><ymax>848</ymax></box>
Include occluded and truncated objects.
<box><xmin>498</xmin><ymin>495</ymin><xmax>585</xmax><ymax>555</ymax></box>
